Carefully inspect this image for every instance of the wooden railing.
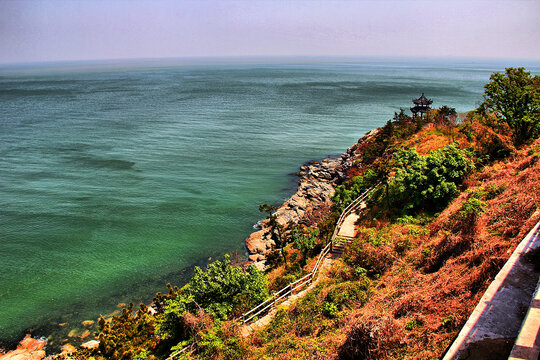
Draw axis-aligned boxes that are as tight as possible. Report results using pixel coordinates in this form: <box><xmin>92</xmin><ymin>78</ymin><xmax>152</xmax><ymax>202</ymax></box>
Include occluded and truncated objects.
<box><xmin>330</xmin><ymin>182</ymin><xmax>380</xmax><ymax>246</ymax></box>
<box><xmin>241</xmin><ymin>182</ymin><xmax>380</xmax><ymax>325</ymax></box>
<box><xmin>168</xmin><ymin>183</ymin><xmax>380</xmax><ymax>359</ymax></box>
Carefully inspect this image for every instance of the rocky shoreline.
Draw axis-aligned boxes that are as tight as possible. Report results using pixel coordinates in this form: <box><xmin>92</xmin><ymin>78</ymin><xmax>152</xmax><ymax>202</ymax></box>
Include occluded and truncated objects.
<box><xmin>244</xmin><ymin>130</ymin><xmax>376</xmax><ymax>270</ymax></box>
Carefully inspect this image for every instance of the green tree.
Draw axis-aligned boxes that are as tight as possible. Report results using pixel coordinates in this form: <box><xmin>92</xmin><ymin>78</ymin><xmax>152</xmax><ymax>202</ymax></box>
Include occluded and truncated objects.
<box><xmin>93</xmin><ymin>303</ymin><xmax>157</xmax><ymax>360</ymax></box>
<box><xmin>155</xmin><ymin>293</ymin><xmax>195</xmax><ymax>341</ymax></box>
<box><xmin>187</xmin><ymin>254</ymin><xmax>269</xmax><ymax>319</ymax></box>
<box><xmin>332</xmin><ymin>169</ymin><xmax>378</xmax><ymax>212</ymax></box>
<box><xmin>290</xmin><ymin>225</ymin><xmax>319</xmax><ymax>266</ymax></box>
<box><xmin>391</xmin><ymin>145</ymin><xmax>474</xmax><ymax>212</ymax></box>
<box><xmin>479</xmin><ymin>67</ymin><xmax>539</xmax><ymax>145</ymax></box>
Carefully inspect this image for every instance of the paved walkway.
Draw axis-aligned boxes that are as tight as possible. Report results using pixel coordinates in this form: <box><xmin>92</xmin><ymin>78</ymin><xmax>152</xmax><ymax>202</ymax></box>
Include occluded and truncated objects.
<box><xmin>443</xmin><ymin>221</ymin><xmax>540</xmax><ymax>360</ymax></box>
<box><xmin>509</xmin><ymin>278</ymin><xmax>540</xmax><ymax>359</ymax></box>
<box><xmin>337</xmin><ymin>206</ymin><xmax>364</xmax><ymax>238</ymax></box>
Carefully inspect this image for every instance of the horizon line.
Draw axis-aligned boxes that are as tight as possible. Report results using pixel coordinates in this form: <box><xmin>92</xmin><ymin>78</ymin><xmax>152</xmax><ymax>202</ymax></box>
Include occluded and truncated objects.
<box><xmin>2</xmin><ymin>54</ymin><xmax>540</xmax><ymax>68</ymax></box>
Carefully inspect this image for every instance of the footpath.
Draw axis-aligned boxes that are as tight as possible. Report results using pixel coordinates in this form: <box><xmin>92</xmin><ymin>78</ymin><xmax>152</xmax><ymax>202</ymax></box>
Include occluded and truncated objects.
<box><xmin>240</xmin><ymin>210</ymin><xmax>360</xmax><ymax>337</ymax></box>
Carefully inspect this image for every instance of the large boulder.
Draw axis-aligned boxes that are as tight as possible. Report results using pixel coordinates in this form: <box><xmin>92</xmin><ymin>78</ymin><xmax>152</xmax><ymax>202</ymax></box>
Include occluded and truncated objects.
<box><xmin>0</xmin><ymin>335</ymin><xmax>46</xmax><ymax>360</ymax></box>
<box><xmin>61</xmin><ymin>344</ymin><xmax>76</xmax><ymax>355</ymax></box>
<box><xmin>245</xmin><ymin>230</ymin><xmax>267</xmax><ymax>255</ymax></box>
<box><xmin>80</xmin><ymin>340</ymin><xmax>99</xmax><ymax>350</ymax></box>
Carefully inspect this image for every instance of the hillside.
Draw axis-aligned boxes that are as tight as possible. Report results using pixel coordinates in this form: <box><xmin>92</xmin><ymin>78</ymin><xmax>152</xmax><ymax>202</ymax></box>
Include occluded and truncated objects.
<box><xmin>235</xmin><ymin>125</ymin><xmax>540</xmax><ymax>360</ymax></box>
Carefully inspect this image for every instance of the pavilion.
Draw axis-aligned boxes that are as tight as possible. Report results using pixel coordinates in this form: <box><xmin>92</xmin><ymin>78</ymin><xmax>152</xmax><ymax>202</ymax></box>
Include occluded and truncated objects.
<box><xmin>410</xmin><ymin>93</ymin><xmax>433</xmax><ymax>119</ymax></box>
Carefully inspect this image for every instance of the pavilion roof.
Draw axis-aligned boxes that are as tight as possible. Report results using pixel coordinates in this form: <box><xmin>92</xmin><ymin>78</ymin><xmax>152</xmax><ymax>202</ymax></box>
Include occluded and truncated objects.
<box><xmin>412</xmin><ymin>93</ymin><xmax>433</xmax><ymax>106</ymax></box>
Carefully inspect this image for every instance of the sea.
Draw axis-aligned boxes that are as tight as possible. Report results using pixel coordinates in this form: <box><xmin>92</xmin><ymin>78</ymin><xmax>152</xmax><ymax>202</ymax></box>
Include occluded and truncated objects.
<box><xmin>1</xmin><ymin>57</ymin><xmax>538</xmax><ymax>348</ymax></box>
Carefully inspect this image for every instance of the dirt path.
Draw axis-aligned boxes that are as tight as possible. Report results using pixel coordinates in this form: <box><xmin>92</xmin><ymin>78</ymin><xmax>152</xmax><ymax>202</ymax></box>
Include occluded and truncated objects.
<box><xmin>240</xmin><ymin>257</ymin><xmax>335</xmax><ymax>337</ymax></box>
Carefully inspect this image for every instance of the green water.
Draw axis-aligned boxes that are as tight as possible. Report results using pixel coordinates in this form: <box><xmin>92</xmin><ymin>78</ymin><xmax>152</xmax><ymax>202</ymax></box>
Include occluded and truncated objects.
<box><xmin>1</xmin><ymin>57</ymin><xmax>537</xmax><ymax>344</ymax></box>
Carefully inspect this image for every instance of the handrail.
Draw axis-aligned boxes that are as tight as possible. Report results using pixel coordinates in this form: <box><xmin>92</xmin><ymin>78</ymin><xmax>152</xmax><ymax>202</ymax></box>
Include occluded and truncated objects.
<box><xmin>241</xmin><ymin>182</ymin><xmax>380</xmax><ymax>325</ymax></box>
<box><xmin>168</xmin><ymin>181</ymin><xmax>381</xmax><ymax>359</ymax></box>
<box><xmin>330</xmin><ymin>182</ymin><xmax>380</xmax><ymax>241</ymax></box>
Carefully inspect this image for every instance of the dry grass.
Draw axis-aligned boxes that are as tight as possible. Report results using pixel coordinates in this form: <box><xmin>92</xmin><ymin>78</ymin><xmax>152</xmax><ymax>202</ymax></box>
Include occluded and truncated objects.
<box><xmin>238</xmin><ymin>126</ymin><xmax>540</xmax><ymax>360</ymax></box>
<box><xmin>332</xmin><ymin>138</ymin><xmax>540</xmax><ymax>359</ymax></box>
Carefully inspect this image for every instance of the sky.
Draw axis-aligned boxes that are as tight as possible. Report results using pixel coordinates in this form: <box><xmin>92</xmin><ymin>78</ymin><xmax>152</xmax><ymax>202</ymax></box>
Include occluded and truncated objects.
<box><xmin>0</xmin><ymin>0</ymin><xmax>539</xmax><ymax>64</ymax></box>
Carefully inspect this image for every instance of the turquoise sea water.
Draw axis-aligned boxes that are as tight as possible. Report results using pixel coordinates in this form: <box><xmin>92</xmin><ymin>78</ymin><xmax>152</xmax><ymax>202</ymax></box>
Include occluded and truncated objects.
<box><xmin>1</xmin><ymin>57</ymin><xmax>538</xmax><ymax>344</ymax></box>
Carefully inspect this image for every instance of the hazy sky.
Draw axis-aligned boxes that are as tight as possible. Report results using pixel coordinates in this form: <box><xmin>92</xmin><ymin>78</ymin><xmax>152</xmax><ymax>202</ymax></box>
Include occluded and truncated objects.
<box><xmin>1</xmin><ymin>0</ymin><xmax>539</xmax><ymax>64</ymax></box>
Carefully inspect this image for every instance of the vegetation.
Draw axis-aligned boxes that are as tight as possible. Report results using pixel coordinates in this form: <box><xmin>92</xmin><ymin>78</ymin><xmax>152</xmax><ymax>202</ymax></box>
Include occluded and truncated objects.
<box><xmin>72</xmin><ymin>68</ymin><xmax>539</xmax><ymax>360</ymax></box>
<box><xmin>479</xmin><ymin>67</ymin><xmax>539</xmax><ymax>145</ymax></box>
<box><xmin>79</xmin><ymin>255</ymin><xmax>267</xmax><ymax>359</ymax></box>
<box><xmin>390</xmin><ymin>144</ymin><xmax>474</xmax><ymax>212</ymax></box>
<box><xmin>290</xmin><ymin>225</ymin><xmax>319</xmax><ymax>266</ymax></box>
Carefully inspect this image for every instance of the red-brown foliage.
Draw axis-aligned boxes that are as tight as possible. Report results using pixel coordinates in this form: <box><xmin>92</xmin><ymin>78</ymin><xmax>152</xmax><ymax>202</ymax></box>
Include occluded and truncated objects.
<box><xmin>336</xmin><ymin>139</ymin><xmax>540</xmax><ymax>359</ymax></box>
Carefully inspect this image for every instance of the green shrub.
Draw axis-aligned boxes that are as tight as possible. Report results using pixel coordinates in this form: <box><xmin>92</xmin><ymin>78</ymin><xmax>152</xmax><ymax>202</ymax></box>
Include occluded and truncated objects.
<box><xmin>155</xmin><ymin>293</ymin><xmax>195</xmax><ymax>341</ymax></box>
<box><xmin>441</xmin><ymin>314</ymin><xmax>456</xmax><ymax>329</ymax></box>
<box><xmin>197</xmin><ymin>320</ymin><xmax>247</xmax><ymax>359</ymax></box>
<box><xmin>394</xmin><ymin>238</ymin><xmax>412</xmax><ymax>255</ymax></box>
<box><xmin>485</xmin><ymin>184</ymin><xmax>507</xmax><ymax>200</ymax></box>
<box><xmin>354</xmin><ymin>267</ymin><xmax>368</xmax><ymax>278</ymax></box>
<box><xmin>187</xmin><ymin>254</ymin><xmax>269</xmax><ymax>319</ymax></box>
<box><xmin>459</xmin><ymin>197</ymin><xmax>487</xmax><ymax>219</ymax></box>
<box><xmin>344</xmin><ymin>237</ymin><xmax>394</xmax><ymax>277</ymax></box>
<box><xmin>291</xmin><ymin>226</ymin><xmax>319</xmax><ymax>266</ymax></box>
<box><xmin>326</xmin><ymin>280</ymin><xmax>370</xmax><ymax>308</ymax></box>
<box><xmin>404</xmin><ymin>317</ymin><xmax>424</xmax><ymax>331</ymax></box>
<box><xmin>391</xmin><ymin>145</ymin><xmax>475</xmax><ymax>212</ymax></box>
<box><xmin>396</xmin><ymin>215</ymin><xmax>417</xmax><ymax>224</ymax></box>
<box><xmin>93</xmin><ymin>303</ymin><xmax>157</xmax><ymax>360</ymax></box>
<box><xmin>322</xmin><ymin>302</ymin><xmax>339</xmax><ymax>318</ymax></box>
<box><xmin>271</xmin><ymin>273</ymin><xmax>297</xmax><ymax>292</ymax></box>
<box><xmin>332</xmin><ymin>169</ymin><xmax>378</xmax><ymax>212</ymax></box>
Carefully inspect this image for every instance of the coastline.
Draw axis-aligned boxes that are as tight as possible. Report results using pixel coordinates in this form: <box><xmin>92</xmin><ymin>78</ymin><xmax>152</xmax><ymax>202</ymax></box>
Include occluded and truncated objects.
<box><xmin>244</xmin><ymin>129</ymin><xmax>379</xmax><ymax>269</ymax></box>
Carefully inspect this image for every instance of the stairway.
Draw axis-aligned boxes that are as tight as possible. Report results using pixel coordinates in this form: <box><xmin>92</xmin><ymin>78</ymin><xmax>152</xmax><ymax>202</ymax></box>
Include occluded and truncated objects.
<box><xmin>332</xmin><ymin>235</ymin><xmax>354</xmax><ymax>256</ymax></box>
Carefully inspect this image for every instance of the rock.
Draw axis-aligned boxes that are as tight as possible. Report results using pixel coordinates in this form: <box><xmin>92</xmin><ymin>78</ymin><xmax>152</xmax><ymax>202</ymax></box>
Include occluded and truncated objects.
<box><xmin>61</xmin><ymin>344</ymin><xmax>76</xmax><ymax>355</ymax></box>
<box><xmin>80</xmin><ymin>340</ymin><xmax>99</xmax><ymax>350</ymax></box>
<box><xmin>245</xmin><ymin>230</ymin><xmax>267</xmax><ymax>254</ymax></box>
<box><xmin>244</xmin><ymin>144</ymin><xmax>356</xmax><ymax>265</ymax></box>
<box><xmin>253</xmin><ymin>261</ymin><xmax>265</xmax><ymax>272</ymax></box>
<box><xmin>16</xmin><ymin>336</ymin><xmax>46</xmax><ymax>352</ymax></box>
<box><xmin>116</xmin><ymin>303</ymin><xmax>126</xmax><ymax>309</ymax></box>
<box><xmin>81</xmin><ymin>320</ymin><xmax>94</xmax><ymax>327</ymax></box>
<box><xmin>147</xmin><ymin>306</ymin><xmax>157</xmax><ymax>315</ymax></box>
<box><xmin>0</xmin><ymin>335</ymin><xmax>46</xmax><ymax>360</ymax></box>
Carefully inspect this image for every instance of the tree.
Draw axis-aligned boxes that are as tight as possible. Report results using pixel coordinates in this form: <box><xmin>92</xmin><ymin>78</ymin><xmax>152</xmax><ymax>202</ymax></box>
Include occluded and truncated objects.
<box><xmin>391</xmin><ymin>145</ymin><xmax>474</xmax><ymax>212</ymax></box>
<box><xmin>93</xmin><ymin>303</ymin><xmax>157</xmax><ymax>360</ymax></box>
<box><xmin>332</xmin><ymin>169</ymin><xmax>378</xmax><ymax>212</ymax></box>
<box><xmin>290</xmin><ymin>224</ymin><xmax>319</xmax><ymax>266</ymax></box>
<box><xmin>187</xmin><ymin>254</ymin><xmax>268</xmax><ymax>319</ymax></box>
<box><xmin>479</xmin><ymin>67</ymin><xmax>539</xmax><ymax>145</ymax></box>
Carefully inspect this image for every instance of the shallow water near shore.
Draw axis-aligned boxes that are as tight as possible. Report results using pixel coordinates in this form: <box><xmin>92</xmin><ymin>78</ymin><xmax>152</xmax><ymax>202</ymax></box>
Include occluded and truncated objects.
<box><xmin>1</xmin><ymin>57</ymin><xmax>538</xmax><ymax>345</ymax></box>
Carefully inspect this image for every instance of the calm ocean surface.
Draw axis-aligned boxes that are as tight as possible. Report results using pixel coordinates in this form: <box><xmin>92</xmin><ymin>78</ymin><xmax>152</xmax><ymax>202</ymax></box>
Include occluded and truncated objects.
<box><xmin>1</xmin><ymin>57</ymin><xmax>538</xmax><ymax>344</ymax></box>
